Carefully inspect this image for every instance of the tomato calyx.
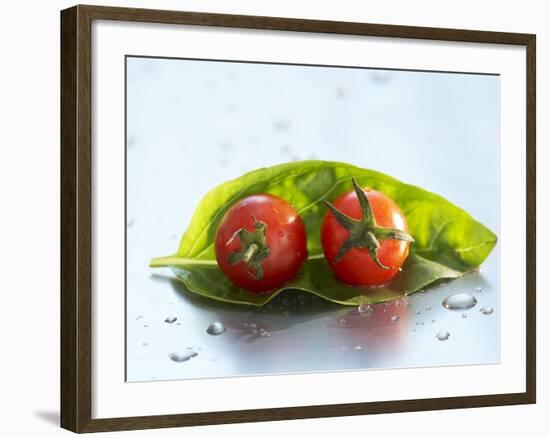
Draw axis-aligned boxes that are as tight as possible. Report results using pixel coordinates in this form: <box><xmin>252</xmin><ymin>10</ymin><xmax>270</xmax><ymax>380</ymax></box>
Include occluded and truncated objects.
<box><xmin>323</xmin><ymin>178</ymin><xmax>414</xmax><ymax>270</ymax></box>
<box><xmin>226</xmin><ymin>216</ymin><xmax>270</xmax><ymax>280</ymax></box>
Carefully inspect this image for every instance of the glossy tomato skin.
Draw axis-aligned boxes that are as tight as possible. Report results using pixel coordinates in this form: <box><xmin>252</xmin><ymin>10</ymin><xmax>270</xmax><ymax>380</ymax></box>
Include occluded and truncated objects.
<box><xmin>215</xmin><ymin>194</ymin><xmax>307</xmax><ymax>294</ymax></box>
<box><xmin>321</xmin><ymin>188</ymin><xmax>410</xmax><ymax>287</ymax></box>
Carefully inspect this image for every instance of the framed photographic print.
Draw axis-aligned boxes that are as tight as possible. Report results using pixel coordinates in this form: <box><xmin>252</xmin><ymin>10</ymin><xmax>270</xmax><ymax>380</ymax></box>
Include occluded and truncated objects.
<box><xmin>60</xmin><ymin>4</ymin><xmax>536</xmax><ymax>433</ymax></box>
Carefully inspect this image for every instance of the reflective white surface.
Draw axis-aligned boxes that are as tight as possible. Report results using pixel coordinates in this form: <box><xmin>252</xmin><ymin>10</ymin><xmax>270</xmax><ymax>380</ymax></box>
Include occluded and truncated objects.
<box><xmin>126</xmin><ymin>57</ymin><xmax>499</xmax><ymax>382</ymax></box>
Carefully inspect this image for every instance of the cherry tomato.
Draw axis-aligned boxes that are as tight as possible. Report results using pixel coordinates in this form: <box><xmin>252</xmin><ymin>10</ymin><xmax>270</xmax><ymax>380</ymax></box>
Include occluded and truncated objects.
<box><xmin>321</xmin><ymin>179</ymin><xmax>413</xmax><ymax>287</ymax></box>
<box><xmin>215</xmin><ymin>194</ymin><xmax>307</xmax><ymax>294</ymax></box>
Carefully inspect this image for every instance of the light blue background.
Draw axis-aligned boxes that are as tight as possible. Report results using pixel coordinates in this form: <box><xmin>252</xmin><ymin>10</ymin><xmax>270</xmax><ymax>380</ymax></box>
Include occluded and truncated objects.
<box><xmin>126</xmin><ymin>57</ymin><xmax>499</xmax><ymax>382</ymax></box>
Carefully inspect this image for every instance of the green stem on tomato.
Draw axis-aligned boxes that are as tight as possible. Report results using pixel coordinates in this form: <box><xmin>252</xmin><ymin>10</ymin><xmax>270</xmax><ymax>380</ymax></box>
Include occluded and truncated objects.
<box><xmin>324</xmin><ymin>178</ymin><xmax>414</xmax><ymax>269</ymax></box>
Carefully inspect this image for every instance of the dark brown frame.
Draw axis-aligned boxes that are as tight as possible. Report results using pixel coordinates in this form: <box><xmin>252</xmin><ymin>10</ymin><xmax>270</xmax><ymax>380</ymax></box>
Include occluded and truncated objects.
<box><xmin>61</xmin><ymin>4</ymin><xmax>536</xmax><ymax>433</ymax></box>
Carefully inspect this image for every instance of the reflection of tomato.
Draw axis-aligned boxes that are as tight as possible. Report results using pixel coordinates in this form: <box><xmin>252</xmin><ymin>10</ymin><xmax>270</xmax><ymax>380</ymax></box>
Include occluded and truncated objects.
<box><xmin>215</xmin><ymin>194</ymin><xmax>307</xmax><ymax>294</ymax></box>
<box><xmin>333</xmin><ymin>301</ymin><xmax>410</xmax><ymax>344</ymax></box>
<box><xmin>321</xmin><ymin>179</ymin><xmax>413</xmax><ymax>287</ymax></box>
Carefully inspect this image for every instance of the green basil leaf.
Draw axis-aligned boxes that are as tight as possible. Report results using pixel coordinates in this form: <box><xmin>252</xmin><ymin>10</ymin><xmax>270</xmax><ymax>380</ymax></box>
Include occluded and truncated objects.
<box><xmin>150</xmin><ymin>160</ymin><xmax>496</xmax><ymax>306</ymax></box>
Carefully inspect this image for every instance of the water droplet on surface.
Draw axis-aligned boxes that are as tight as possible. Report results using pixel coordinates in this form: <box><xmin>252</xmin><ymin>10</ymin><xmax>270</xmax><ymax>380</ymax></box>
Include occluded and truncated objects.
<box><xmin>436</xmin><ymin>331</ymin><xmax>450</xmax><ymax>341</ymax></box>
<box><xmin>475</xmin><ymin>287</ymin><xmax>483</xmax><ymax>293</ymax></box>
<box><xmin>461</xmin><ymin>313</ymin><xmax>467</xmax><ymax>319</ymax></box>
<box><xmin>480</xmin><ymin>306</ymin><xmax>494</xmax><ymax>315</ymax></box>
<box><xmin>391</xmin><ymin>315</ymin><xmax>400</xmax><ymax>322</ymax></box>
<box><xmin>169</xmin><ymin>351</ymin><xmax>198</xmax><ymax>363</ymax></box>
<box><xmin>206</xmin><ymin>322</ymin><xmax>226</xmax><ymax>335</ymax></box>
<box><xmin>442</xmin><ymin>293</ymin><xmax>477</xmax><ymax>310</ymax></box>
<box><xmin>354</xmin><ymin>345</ymin><xmax>363</xmax><ymax>351</ymax></box>
<box><xmin>164</xmin><ymin>316</ymin><xmax>177</xmax><ymax>324</ymax></box>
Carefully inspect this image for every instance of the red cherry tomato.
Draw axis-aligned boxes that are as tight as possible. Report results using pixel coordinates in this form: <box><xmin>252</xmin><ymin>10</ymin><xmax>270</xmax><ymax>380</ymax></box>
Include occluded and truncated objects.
<box><xmin>321</xmin><ymin>180</ymin><xmax>412</xmax><ymax>287</ymax></box>
<box><xmin>215</xmin><ymin>194</ymin><xmax>307</xmax><ymax>294</ymax></box>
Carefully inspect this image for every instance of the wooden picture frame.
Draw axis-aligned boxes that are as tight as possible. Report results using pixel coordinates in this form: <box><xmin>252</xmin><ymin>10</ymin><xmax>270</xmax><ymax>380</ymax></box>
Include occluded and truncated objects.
<box><xmin>61</xmin><ymin>4</ymin><xmax>536</xmax><ymax>433</ymax></box>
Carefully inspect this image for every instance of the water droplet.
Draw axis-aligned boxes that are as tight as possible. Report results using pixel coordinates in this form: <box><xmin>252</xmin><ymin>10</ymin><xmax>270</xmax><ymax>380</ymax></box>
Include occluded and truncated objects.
<box><xmin>436</xmin><ymin>331</ymin><xmax>450</xmax><ymax>341</ymax></box>
<box><xmin>336</xmin><ymin>86</ymin><xmax>348</xmax><ymax>99</ymax></box>
<box><xmin>206</xmin><ymin>322</ymin><xmax>226</xmax><ymax>335</ymax></box>
<box><xmin>390</xmin><ymin>315</ymin><xmax>400</xmax><ymax>322</ymax></box>
<box><xmin>354</xmin><ymin>345</ymin><xmax>363</xmax><ymax>351</ymax></box>
<box><xmin>475</xmin><ymin>287</ymin><xmax>483</xmax><ymax>293</ymax></box>
<box><xmin>168</xmin><ymin>351</ymin><xmax>198</xmax><ymax>363</ymax></box>
<box><xmin>273</xmin><ymin>119</ymin><xmax>291</xmax><ymax>132</ymax></box>
<box><xmin>164</xmin><ymin>316</ymin><xmax>177</xmax><ymax>324</ymax></box>
<box><xmin>278</xmin><ymin>230</ymin><xmax>284</xmax><ymax>238</ymax></box>
<box><xmin>480</xmin><ymin>306</ymin><xmax>494</xmax><ymax>315</ymax></box>
<box><xmin>442</xmin><ymin>293</ymin><xmax>477</xmax><ymax>310</ymax></box>
<box><xmin>461</xmin><ymin>313</ymin><xmax>467</xmax><ymax>319</ymax></box>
